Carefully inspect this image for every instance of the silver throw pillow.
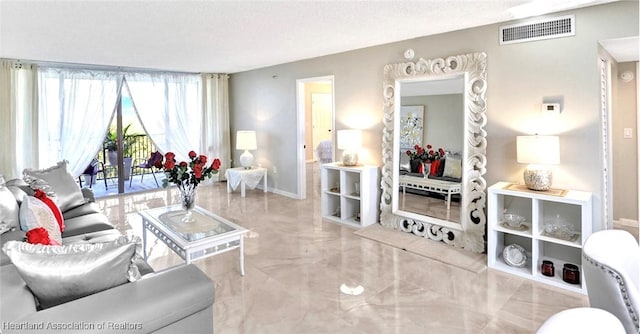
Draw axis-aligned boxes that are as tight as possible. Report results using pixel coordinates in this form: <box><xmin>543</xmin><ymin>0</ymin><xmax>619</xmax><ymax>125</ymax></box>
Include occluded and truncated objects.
<box><xmin>2</xmin><ymin>236</ymin><xmax>142</xmax><ymax>309</ymax></box>
<box><xmin>23</xmin><ymin>161</ymin><xmax>85</xmax><ymax>212</ymax></box>
<box><xmin>0</xmin><ymin>184</ymin><xmax>19</xmax><ymax>231</ymax></box>
<box><xmin>443</xmin><ymin>157</ymin><xmax>462</xmax><ymax>180</ymax></box>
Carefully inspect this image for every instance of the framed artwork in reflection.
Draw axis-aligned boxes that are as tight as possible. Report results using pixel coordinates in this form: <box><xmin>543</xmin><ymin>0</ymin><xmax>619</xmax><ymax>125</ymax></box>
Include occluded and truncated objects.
<box><xmin>399</xmin><ymin>105</ymin><xmax>424</xmax><ymax>149</ymax></box>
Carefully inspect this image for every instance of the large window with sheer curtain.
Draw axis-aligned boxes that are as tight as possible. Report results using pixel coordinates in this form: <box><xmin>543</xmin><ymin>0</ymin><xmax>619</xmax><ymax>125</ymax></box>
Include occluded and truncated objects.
<box><xmin>123</xmin><ymin>73</ymin><xmax>202</xmax><ymax>162</ymax></box>
<box><xmin>38</xmin><ymin>69</ymin><xmax>121</xmax><ymax>175</ymax></box>
<box><xmin>38</xmin><ymin>69</ymin><xmax>204</xmax><ymax>176</ymax></box>
<box><xmin>1</xmin><ymin>60</ymin><xmax>230</xmax><ymax>181</ymax></box>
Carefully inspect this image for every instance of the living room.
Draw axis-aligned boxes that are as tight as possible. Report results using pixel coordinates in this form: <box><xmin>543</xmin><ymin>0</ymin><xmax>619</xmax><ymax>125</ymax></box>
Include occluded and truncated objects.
<box><xmin>1</xmin><ymin>1</ymin><xmax>639</xmax><ymax>333</ymax></box>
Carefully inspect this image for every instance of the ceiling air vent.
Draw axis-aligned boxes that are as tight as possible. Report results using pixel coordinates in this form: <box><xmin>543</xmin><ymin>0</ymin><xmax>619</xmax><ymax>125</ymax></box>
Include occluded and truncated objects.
<box><xmin>500</xmin><ymin>15</ymin><xmax>575</xmax><ymax>45</ymax></box>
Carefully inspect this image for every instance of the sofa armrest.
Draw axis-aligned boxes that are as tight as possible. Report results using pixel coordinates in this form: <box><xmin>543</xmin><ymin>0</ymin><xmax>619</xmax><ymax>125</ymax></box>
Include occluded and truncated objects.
<box><xmin>1</xmin><ymin>229</ymin><xmax>26</xmax><ymax>266</ymax></box>
<box><xmin>11</xmin><ymin>264</ymin><xmax>214</xmax><ymax>334</ymax></box>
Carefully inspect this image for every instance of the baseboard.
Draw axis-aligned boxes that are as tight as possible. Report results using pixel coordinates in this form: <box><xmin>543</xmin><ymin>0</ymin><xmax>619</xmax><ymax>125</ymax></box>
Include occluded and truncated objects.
<box><xmin>223</xmin><ymin>179</ymin><xmax>300</xmax><ymax>200</ymax></box>
<box><xmin>269</xmin><ymin>187</ymin><xmax>299</xmax><ymax>199</ymax></box>
<box><xmin>225</xmin><ymin>184</ymin><xmax>292</xmax><ymax>198</ymax></box>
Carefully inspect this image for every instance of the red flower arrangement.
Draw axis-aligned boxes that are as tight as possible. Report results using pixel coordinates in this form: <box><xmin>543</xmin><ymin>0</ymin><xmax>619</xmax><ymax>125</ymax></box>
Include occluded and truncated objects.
<box><xmin>406</xmin><ymin>144</ymin><xmax>445</xmax><ymax>162</ymax></box>
<box><xmin>161</xmin><ymin>151</ymin><xmax>221</xmax><ymax>188</ymax></box>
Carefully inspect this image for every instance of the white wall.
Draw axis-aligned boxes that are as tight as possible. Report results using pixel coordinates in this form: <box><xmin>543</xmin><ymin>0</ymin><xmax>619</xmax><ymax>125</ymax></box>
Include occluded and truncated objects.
<box><xmin>229</xmin><ymin>1</ymin><xmax>639</xmax><ymax>230</ymax></box>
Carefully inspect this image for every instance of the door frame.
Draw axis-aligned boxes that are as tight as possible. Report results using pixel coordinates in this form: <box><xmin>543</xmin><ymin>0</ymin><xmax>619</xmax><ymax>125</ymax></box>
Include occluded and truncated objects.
<box><xmin>636</xmin><ymin>61</ymin><xmax>639</xmax><ymax>229</ymax></box>
<box><xmin>296</xmin><ymin>75</ymin><xmax>335</xmax><ymax>200</ymax></box>
<box><xmin>600</xmin><ymin>57</ymin><xmax>640</xmax><ymax>234</ymax></box>
<box><xmin>599</xmin><ymin>57</ymin><xmax>613</xmax><ymax>229</ymax></box>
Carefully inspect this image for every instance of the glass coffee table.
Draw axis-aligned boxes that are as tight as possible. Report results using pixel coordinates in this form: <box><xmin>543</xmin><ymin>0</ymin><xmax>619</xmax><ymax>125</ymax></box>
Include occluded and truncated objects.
<box><xmin>138</xmin><ymin>205</ymin><xmax>249</xmax><ymax>275</ymax></box>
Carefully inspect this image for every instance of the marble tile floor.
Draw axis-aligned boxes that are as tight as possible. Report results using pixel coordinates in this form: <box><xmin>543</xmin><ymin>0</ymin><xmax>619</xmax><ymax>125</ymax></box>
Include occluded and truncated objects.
<box><xmin>96</xmin><ymin>172</ymin><xmax>589</xmax><ymax>333</ymax></box>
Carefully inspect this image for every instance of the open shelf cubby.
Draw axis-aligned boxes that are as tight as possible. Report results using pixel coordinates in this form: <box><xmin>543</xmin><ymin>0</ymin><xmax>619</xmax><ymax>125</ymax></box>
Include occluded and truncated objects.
<box><xmin>320</xmin><ymin>163</ymin><xmax>379</xmax><ymax>228</ymax></box>
<box><xmin>487</xmin><ymin>182</ymin><xmax>592</xmax><ymax>294</ymax></box>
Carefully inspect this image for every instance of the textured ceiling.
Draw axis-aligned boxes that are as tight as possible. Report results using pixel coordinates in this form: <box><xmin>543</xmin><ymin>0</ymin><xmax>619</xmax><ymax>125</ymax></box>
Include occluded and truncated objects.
<box><xmin>0</xmin><ymin>0</ymin><xmax>624</xmax><ymax>73</ymax></box>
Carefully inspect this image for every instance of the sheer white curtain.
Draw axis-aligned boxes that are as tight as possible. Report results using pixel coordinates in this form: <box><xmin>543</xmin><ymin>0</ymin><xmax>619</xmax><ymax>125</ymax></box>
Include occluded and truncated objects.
<box><xmin>0</xmin><ymin>60</ymin><xmax>39</xmax><ymax>179</ymax></box>
<box><xmin>202</xmin><ymin>74</ymin><xmax>231</xmax><ymax>180</ymax></box>
<box><xmin>8</xmin><ymin>65</ymin><xmax>225</xmax><ymax>182</ymax></box>
<box><xmin>124</xmin><ymin>73</ymin><xmax>202</xmax><ymax>162</ymax></box>
<box><xmin>38</xmin><ymin>68</ymin><xmax>120</xmax><ymax>175</ymax></box>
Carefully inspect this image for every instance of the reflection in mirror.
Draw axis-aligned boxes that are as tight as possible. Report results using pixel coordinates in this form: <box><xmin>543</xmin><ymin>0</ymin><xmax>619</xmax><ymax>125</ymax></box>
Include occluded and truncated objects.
<box><xmin>380</xmin><ymin>53</ymin><xmax>487</xmax><ymax>253</ymax></box>
<box><xmin>398</xmin><ymin>78</ymin><xmax>464</xmax><ymax>223</ymax></box>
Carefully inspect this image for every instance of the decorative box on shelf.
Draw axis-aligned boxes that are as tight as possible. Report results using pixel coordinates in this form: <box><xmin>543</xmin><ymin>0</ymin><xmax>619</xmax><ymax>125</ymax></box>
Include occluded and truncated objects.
<box><xmin>320</xmin><ymin>163</ymin><xmax>380</xmax><ymax>228</ymax></box>
<box><xmin>487</xmin><ymin>181</ymin><xmax>592</xmax><ymax>294</ymax></box>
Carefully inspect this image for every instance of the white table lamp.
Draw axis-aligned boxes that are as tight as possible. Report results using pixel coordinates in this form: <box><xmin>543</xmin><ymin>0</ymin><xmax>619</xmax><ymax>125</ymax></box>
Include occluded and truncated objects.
<box><xmin>236</xmin><ymin>130</ymin><xmax>257</xmax><ymax>169</ymax></box>
<box><xmin>337</xmin><ymin>129</ymin><xmax>362</xmax><ymax>166</ymax></box>
<box><xmin>517</xmin><ymin>135</ymin><xmax>560</xmax><ymax>191</ymax></box>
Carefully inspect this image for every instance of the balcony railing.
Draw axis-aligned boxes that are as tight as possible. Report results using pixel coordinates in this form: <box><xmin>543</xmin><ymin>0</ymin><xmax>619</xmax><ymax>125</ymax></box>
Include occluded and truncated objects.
<box><xmin>95</xmin><ymin>134</ymin><xmax>159</xmax><ymax>180</ymax></box>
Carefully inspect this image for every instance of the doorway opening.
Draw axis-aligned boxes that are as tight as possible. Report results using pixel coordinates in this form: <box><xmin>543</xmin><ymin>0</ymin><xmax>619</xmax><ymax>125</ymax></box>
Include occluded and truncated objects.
<box><xmin>296</xmin><ymin>76</ymin><xmax>335</xmax><ymax>200</ymax></box>
<box><xmin>599</xmin><ymin>36</ymin><xmax>640</xmax><ymax>238</ymax></box>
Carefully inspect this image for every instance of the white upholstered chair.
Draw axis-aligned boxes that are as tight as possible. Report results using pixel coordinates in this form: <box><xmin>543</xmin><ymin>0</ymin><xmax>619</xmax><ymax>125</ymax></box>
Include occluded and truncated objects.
<box><xmin>535</xmin><ymin>307</ymin><xmax>625</xmax><ymax>333</ymax></box>
<box><xmin>583</xmin><ymin>229</ymin><xmax>640</xmax><ymax>334</ymax></box>
<box><xmin>315</xmin><ymin>140</ymin><xmax>333</xmax><ymax>164</ymax></box>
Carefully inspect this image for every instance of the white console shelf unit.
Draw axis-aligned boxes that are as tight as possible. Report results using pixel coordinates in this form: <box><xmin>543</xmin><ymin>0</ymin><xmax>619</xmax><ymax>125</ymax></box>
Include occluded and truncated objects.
<box><xmin>320</xmin><ymin>163</ymin><xmax>380</xmax><ymax>228</ymax></box>
<box><xmin>487</xmin><ymin>182</ymin><xmax>592</xmax><ymax>294</ymax></box>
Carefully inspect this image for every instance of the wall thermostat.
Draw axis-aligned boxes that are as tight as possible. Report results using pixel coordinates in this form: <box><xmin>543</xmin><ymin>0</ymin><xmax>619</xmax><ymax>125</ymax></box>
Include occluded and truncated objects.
<box><xmin>542</xmin><ymin>103</ymin><xmax>561</xmax><ymax>116</ymax></box>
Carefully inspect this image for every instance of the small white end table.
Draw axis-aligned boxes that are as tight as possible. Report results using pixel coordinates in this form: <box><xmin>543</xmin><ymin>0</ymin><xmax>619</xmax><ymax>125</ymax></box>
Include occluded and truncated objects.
<box><xmin>225</xmin><ymin>167</ymin><xmax>267</xmax><ymax>197</ymax></box>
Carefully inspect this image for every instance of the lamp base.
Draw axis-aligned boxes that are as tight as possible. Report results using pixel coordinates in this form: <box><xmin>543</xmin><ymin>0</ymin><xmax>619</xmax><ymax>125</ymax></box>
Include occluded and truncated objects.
<box><xmin>239</xmin><ymin>150</ymin><xmax>254</xmax><ymax>169</ymax></box>
<box><xmin>342</xmin><ymin>152</ymin><xmax>359</xmax><ymax>166</ymax></box>
<box><xmin>523</xmin><ymin>166</ymin><xmax>553</xmax><ymax>191</ymax></box>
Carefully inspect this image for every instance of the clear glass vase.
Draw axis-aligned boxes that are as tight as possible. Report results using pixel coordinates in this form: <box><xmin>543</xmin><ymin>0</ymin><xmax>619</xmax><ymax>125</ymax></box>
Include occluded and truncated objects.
<box><xmin>423</xmin><ymin>162</ymin><xmax>431</xmax><ymax>178</ymax></box>
<box><xmin>178</xmin><ymin>183</ymin><xmax>197</xmax><ymax>223</ymax></box>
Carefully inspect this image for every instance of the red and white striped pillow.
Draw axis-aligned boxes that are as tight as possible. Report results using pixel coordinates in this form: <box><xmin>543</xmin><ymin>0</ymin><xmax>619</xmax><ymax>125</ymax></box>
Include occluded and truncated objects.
<box><xmin>19</xmin><ymin>195</ymin><xmax>62</xmax><ymax>246</ymax></box>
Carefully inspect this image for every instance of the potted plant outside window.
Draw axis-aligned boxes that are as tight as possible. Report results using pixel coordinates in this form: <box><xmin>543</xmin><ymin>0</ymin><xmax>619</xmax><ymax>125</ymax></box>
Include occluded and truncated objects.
<box><xmin>104</xmin><ymin>124</ymin><xmax>138</xmax><ymax>180</ymax></box>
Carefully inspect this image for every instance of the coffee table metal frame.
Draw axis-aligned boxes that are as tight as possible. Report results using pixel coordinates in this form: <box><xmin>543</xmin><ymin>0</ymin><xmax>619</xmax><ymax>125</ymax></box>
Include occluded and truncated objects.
<box><xmin>138</xmin><ymin>205</ymin><xmax>248</xmax><ymax>276</ymax></box>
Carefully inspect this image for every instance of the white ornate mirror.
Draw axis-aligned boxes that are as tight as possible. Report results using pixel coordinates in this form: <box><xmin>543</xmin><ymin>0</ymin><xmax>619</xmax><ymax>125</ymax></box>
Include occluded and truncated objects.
<box><xmin>380</xmin><ymin>52</ymin><xmax>487</xmax><ymax>253</ymax></box>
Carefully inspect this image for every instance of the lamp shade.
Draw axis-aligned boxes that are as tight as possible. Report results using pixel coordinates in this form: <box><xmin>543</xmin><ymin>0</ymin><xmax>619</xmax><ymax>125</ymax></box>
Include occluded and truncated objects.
<box><xmin>337</xmin><ymin>129</ymin><xmax>362</xmax><ymax>166</ymax></box>
<box><xmin>337</xmin><ymin>130</ymin><xmax>362</xmax><ymax>150</ymax></box>
<box><xmin>236</xmin><ymin>131</ymin><xmax>257</xmax><ymax>150</ymax></box>
<box><xmin>516</xmin><ymin>135</ymin><xmax>560</xmax><ymax>165</ymax></box>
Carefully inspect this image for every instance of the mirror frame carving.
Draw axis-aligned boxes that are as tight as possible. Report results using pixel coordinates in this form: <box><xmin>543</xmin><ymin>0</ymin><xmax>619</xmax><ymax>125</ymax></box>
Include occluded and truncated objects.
<box><xmin>380</xmin><ymin>52</ymin><xmax>487</xmax><ymax>253</ymax></box>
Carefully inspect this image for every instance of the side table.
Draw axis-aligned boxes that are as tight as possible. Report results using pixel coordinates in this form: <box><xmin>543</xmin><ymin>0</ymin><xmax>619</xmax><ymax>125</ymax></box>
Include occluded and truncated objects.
<box><xmin>225</xmin><ymin>167</ymin><xmax>267</xmax><ymax>197</ymax></box>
